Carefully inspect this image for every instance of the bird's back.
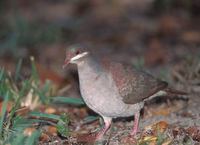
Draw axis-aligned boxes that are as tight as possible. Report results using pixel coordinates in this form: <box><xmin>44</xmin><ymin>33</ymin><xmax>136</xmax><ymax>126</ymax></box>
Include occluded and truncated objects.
<box><xmin>103</xmin><ymin>61</ymin><xmax>168</xmax><ymax>104</ymax></box>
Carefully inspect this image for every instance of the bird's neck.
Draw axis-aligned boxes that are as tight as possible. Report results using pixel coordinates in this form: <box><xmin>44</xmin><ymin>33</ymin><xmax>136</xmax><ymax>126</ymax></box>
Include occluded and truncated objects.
<box><xmin>77</xmin><ymin>56</ymin><xmax>103</xmax><ymax>81</ymax></box>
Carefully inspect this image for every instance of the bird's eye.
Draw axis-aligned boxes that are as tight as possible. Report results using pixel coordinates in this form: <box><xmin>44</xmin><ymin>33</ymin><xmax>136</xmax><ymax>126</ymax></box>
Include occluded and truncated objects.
<box><xmin>75</xmin><ymin>50</ymin><xmax>80</xmax><ymax>55</ymax></box>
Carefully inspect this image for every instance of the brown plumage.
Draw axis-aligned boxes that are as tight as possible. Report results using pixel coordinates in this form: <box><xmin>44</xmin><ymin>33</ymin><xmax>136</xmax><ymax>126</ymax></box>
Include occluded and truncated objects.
<box><xmin>106</xmin><ymin>62</ymin><xmax>168</xmax><ymax>104</ymax></box>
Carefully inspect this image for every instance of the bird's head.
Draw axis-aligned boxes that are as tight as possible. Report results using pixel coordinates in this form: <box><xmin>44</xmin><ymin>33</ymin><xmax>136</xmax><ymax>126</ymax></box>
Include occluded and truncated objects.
<box><xmin>63</xmin><ymin>47</ymin><xmax>89</xmax><ymax>68</ymax></box>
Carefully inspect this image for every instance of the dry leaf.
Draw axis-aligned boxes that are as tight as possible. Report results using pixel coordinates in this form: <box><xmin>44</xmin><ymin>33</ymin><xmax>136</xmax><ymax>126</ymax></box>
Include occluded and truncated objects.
<box><xmin>144</xmin><ymin>121</ymin><xmax>168</xmax><ymax>134</ymax></box>
<box><xmin>139</xmin><ymin>136</ymin><xmax>157</xmax><ymax>145</ymax></box>
<box><xmin>181</xmin><ymin>31</ymin><xmax>200</xmax><ymax>44</ymax></box>
<box><xmin>186</xmin><ymin>126</ymin><xmax>200</xmax><ymax>142</ymax></box>
<box><xmin>40</xmin><ymin>133</ymin><xmax>50</xmax><ymax>142</ymax></box>
<box><xmin>44</xmin><ymin>107</ymin><xmax>56</xmax><ymax>114</ymax></box>
<box><xmin>154</xmin><ymin>121</ymin><xmax>168</xmax><ymax>133</ymax></box>
<box><xmin>0</xmin><ymin>101</ymin><xmax>13</xmax><ymax>114</ymax></box>
<box><xmin>47</xmin><ymin>126</ymin><xmax>57</xmax><ymax>136</ymax></box>
<box><xmin>24</xmin><ymin>127</ymin><xmax>36</xmax><ymax>136</ymax></box>
<box><xmin>120</xmin><ymin>136</ymin><xmax>137</xmax><ymax>145</ymax></box>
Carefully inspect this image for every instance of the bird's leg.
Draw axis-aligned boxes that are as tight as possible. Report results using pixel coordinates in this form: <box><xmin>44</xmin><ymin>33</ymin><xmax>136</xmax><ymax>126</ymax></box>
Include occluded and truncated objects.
<box><xmin>130</xmin><ymin>111</ymin><xmax>140</xmax><ymax>136</ymax></box>
<box><xmin>120</xmin><ymin>112</ymin><xmax>140</xmax><ymax>144</ymax></box>
<box><xmin>77</xmin><ymin>117</ymin><xmax>112</xmax><ymax>142</ymax></box>
<box><xmin>95</xmin><ymin>116</ymin><xmax>112</xmax><ymax>140</ymax></box>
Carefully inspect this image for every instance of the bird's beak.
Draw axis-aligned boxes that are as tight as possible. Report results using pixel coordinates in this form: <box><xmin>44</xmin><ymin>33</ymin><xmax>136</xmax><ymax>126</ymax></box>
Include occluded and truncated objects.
<box><xmin>62</xmin><ymin>58</ymin><xmax>70</xmax><ymax>69</ymax></box>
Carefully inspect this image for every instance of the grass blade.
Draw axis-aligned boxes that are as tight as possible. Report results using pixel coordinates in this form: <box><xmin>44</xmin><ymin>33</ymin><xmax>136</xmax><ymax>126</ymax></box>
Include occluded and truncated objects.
<box><xmin>0</xmin><ymin>69</ymin><xmax>4</xmax><ymax>81</ymax></box>
<box><xmin>52</xmin><ymin>96</ymin><xmax>85</xmax><ymax>105</ymax></box>
<box><xmin>30</xmin><ymin>57</ymin><xmax>39</xmax><ymax>81</ymax></box>
<box><xmin>0</xmin><ymin>92</ymin><xmax>9</xmax><ymax>136</ymax></box>
<box><xmin>11</xmin><ymin>134</ymin><xmax>25</xmax><ymax>145</ymax></box>
<box><xmin>56</xmin><ymin>113</ymin><xmax>70</xmax><ymax>137</ymax></box>
<box><xmin>25</xmin><ymin>130</ymin><xmax>41</xmax><ymax>145</ymax></box>
<box><xmin>15</xmin><ymin>59</ymin><xmax>23</xmax><ymax>81</ymax></box>
<box><xmin>83</xmin><ymin>116</ymin><xmax>99</xmax><ymax>124</ymax></box>
<box><xmin>29</xmin><ymin>112</ymin><xmax>61</xmax><ymax>121</ymax></box>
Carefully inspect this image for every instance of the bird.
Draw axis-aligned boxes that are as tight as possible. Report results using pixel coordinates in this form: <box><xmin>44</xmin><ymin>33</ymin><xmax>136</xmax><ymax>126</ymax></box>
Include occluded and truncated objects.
<box><xmin>63</xmin><ymin>47</ymin><xmax>186</xmax><ymax>142</ymax></box>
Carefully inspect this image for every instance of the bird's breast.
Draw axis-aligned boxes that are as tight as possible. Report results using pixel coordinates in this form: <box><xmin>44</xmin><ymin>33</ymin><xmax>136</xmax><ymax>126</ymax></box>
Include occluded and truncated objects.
<box><xmin>78</xmin><ymin>71</ymin><xmax>130</xmax><ymax>117</ymax></box>
<box><xmin>77</xmin><ymin>63</ymin><xmax>143</xmax><ymax>117</ymax></box>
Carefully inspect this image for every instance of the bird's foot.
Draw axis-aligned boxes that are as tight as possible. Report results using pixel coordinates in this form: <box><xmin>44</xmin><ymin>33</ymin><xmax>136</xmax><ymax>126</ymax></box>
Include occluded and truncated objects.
<box><xmin>130</xmin><ymin>130</ymin><xmax>137</xmax><ymax>136</ymax></box>
<box><xmin>77</xmin><ymin>132</ymin><xmax>102</xmax><ymax>143</ymax></box>
<box><xmin>77</xmin><ymin>117</ymin><xmax>112</xmax><ymax>143</ymax></box>
<box><xmin>77</xmin><ymin>123</ymin><xmax>109</xmax><ymax>142</ymax></box>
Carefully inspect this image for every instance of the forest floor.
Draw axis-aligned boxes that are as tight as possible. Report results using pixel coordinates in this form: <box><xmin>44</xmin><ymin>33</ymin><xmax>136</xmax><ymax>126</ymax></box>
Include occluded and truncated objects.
<box><xmin>0</xmin><ymin>0</ymin><xmax>200</xmax><ymax>144</ymax></box>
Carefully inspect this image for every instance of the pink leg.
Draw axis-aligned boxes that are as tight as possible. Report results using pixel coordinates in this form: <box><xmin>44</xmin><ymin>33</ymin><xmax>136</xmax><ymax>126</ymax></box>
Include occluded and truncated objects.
<box><xmin>96</xmin><ymin>117</ymin><xmax>112</xmax><ymax>140</ymax></box>
<box><xmin>130</xmin><ymin>112</ymin><xmax>140</xmax><ymax>136</ymax></box>
<box><xmin>77</xmin><ymin>117</ymin><xmax>112</xmax><ymax>142</ymax></box>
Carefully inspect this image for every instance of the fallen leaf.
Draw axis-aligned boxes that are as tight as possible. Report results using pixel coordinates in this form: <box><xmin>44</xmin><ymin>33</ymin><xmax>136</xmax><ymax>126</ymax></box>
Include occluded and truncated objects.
<box><xmin>186</xmin><ymin>126</ymin><xmax>200</xmax><ymax>142</ymax></box>
<box><xmin>24</xmin><ymin>127</ymin><xmax>36</xmax><ymax>136</ymax></box>
<box><xmin>47</xmin><ymin>126</ymin><xmax>57</xmax><ymax>136</ymax></box>
<box><xmin>172</xmin><ymin>127</ymin><xmax>186</xmax><ymax>138</ymax></box>
<box><xmin>139</xmin><ymin>136</ymin><xmax>157</xmax><ymax>145</ymax></box>
<box><xmin>44</xmin><ymin>107</ymin><xmax>56</xmax><ymax>114</ymax></box>
<box><xmin>181</xmin><ymin>31</ymin><xmax>200</xmax><ymax>44</ymax></box>
<box><xmin>144</xmin><ymin>121</ymin><xmax>168</xmax><ymax>134</ymax></box>
<box><xmin>0</xmin><ymin>101</ymin><xmax>13</xmax><ymax>114</ymax></box>
<box><xmin>40</xmin><ymin>133</ymin><xmax>50</xmax><ymax>142</ymax></box>
<box><xmin>154</xmin><ymin>121</ymin><xmax>168</xmax><ymax>133</ymax></box>
<box><xmin>143</xmin><ymin>136</ymin><xmax>157</xmax><ymax>142</ymax></box>
<box><xmin>120</xmin><ymin>136</ymin><xmax>137</xmax><ymax>145</ymax></box>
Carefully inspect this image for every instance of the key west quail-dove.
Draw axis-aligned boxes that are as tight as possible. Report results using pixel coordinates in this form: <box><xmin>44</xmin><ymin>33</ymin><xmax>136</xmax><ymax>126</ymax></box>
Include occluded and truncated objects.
<box><xmin>63</xmin><ymin>47</ymin><xmax>186</xmax><ymax>141</ymax></box>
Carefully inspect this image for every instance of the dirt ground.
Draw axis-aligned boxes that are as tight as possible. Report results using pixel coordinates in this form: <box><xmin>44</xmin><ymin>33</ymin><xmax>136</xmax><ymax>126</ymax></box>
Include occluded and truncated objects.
<box><xmin>0</xmin><ymin>0</ymin><xmax>200</xmax><ymax>144</ymax></box>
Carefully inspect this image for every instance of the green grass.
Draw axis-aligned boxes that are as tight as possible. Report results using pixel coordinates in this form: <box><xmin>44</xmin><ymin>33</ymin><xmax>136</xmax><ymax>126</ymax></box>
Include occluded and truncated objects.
<box><xmin>0</xmin><ymin>58</ymin><xmax>85</xmax><ymax>144</ymax></box>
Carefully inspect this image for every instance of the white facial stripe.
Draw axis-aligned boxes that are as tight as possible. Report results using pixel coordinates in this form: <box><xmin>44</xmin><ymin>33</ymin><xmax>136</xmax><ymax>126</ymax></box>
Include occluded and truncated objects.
<box><xmin>71</xmin><ymin>52</ymin><xmax>88</xmax><ymax>61</ymax></box>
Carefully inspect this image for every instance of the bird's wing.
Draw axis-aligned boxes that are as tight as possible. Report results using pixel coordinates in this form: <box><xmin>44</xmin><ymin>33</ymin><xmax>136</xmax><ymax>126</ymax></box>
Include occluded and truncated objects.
<box><xmin>107</xmin><ymin>62</ymin><xmax>168</xmax><ymax>104</ymax></box>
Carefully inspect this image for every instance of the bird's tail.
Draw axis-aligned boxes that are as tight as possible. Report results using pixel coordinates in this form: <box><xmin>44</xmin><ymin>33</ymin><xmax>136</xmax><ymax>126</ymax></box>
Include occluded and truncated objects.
<box><xmin>163</xmin><ymin>88</ymin><xmax>188</xmax><ymax>96</ymax></box>
<box><xmin>144</xmin><ymin>88</ymin><xmax>188</xmax><ymax>102</ymax></box>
